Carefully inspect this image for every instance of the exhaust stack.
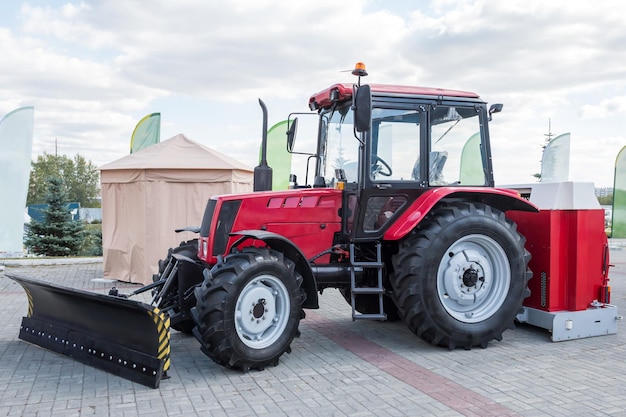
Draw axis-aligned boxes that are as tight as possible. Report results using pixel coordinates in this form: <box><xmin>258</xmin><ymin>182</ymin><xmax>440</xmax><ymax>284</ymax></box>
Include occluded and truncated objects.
<box><xmin>253</xmin><ymin>98</ymin><xmax>273</xmax><ymax>191</ymax></box>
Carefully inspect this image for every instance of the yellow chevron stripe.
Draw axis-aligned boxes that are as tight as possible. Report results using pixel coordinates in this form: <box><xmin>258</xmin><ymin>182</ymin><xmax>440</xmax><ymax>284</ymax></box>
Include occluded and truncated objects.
<box><xmin>158</xmin><ymin>336</ymin><xmax>171</xmax><ymax>357</ymax></box>
<box><xmin>24</xmin><ymin>287</ymin><xmax>33</xmax><ymax>317</ymax></box>
<box><xmin>150</xmin><ymin>307</ymin><xmax>171</xmax><ymax>372</ymax></box>
<box><xmin>158</xmin><ymin>337</ymin><xmax>169</xmax><ymax>354</ymax></box>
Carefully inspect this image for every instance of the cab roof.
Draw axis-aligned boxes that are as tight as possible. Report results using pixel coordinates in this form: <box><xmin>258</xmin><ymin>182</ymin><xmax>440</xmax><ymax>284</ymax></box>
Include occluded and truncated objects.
<box><xmin>309</xmin><ymin>83</ymin><xmax>480</xmax><ymax>110</ymax></box>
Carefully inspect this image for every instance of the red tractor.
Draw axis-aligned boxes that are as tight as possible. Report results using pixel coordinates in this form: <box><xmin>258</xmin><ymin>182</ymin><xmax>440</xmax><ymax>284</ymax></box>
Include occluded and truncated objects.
<box><xmin>9</xmin><ymin>63</ymin><xmax>615</xmax><ymax>388</ymax></box>
<box><xmin>165</xmin><ymin>63</ymin><xmax>537</xmax><ymax>369</ymax></box>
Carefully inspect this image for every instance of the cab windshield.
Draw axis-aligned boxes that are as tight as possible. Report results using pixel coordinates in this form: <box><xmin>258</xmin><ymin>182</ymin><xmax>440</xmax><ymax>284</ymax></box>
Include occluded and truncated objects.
<box><xmin>320</xmin><ymin>105</ymin><xmax>359</xmax><ymax>186</ymax></box>
<box><xmin>427</xmin><ymin>105</ymin><xmax>486</xmax><ymax>186</ymax></box>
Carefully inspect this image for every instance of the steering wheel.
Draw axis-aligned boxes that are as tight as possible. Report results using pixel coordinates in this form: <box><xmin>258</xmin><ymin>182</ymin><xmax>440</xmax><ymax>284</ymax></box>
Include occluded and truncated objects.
<box><xmin>372</xmin><ymin>155</ymin><xmax>392</xmax><ymax>177</ymax></box>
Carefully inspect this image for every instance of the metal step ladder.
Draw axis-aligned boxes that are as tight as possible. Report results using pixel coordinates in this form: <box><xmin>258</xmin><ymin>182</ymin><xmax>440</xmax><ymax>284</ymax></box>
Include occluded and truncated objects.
<box><xmin>349</xmin><ymin>242</ymin><xmax>387</xmax><ymax>321</ymax></box>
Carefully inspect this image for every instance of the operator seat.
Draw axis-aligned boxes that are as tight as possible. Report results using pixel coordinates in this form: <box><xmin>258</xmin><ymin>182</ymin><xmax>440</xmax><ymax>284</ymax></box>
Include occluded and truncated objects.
<box><xmin>411</xmin><ymin>151</ymin><xmax>448</xmax><ymax>184</ymax></box>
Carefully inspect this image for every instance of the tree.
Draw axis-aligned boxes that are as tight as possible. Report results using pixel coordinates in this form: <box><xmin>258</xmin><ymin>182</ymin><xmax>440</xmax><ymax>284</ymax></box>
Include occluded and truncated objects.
<box><xmin>598</xmin><ymin>194</ymin><xmax>613</xmax><ymax>206</ymax></box>
<box><xmin>27</xmin><ymin>153</ymin><xmax>100</xmax><ymax>207</ymax></box>
<box><xmin>25</xmin><ymin>176</ymin><xmax>85</xmax><ymax>256</ymax></box>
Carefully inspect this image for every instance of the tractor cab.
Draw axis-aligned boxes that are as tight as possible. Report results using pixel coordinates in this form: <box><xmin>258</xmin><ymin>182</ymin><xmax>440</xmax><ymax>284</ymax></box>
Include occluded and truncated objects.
<box><xmin>300</xmin><ymin>63</ymin><xmax>503</xmax><ymax>240</ymax></box>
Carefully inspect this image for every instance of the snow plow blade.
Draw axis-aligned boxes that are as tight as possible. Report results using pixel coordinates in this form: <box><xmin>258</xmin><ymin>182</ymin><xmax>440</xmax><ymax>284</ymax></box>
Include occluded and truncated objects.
<box><xmin>7</xmin><ymin>274</ymin><xmax>170</xmax><ymax>388</ymax></box>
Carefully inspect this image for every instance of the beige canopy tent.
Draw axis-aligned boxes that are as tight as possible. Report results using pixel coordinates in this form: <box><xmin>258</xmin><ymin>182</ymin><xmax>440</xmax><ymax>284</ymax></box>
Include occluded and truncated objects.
<box><xmin>100</xmin><ymin>134</ymin><xmax>254</xmax><ymax>285</ymax></box>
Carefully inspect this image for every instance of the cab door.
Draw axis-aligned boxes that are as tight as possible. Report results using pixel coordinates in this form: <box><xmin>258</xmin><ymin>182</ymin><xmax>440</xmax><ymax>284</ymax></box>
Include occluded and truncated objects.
<box><xmin>350</xmin><ymin>107</ymin><xmax>427</xmax><ymax>241</ymax></box>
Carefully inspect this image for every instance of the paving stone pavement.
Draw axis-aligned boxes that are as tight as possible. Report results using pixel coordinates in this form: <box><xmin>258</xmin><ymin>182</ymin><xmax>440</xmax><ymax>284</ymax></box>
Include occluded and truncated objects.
<box><xmin>1</xmin><ymin>241</ymin><xmax>626</xmax><ymax>417</ymax></box>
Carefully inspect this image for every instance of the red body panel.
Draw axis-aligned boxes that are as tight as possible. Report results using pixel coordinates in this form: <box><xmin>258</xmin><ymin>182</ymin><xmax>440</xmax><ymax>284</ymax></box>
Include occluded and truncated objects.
<box><xmin>507</xmin><ymin>209</ymin><xmax>609</xmax><ymax>311</ymax></box>
<box><xmin>384</xmin><ymin>187</ymin><xmax>535</xmax><ymax>241</ymax></box>
<box><xmin>204</xmin><ymin>189</ymin><xmax>342</xmax><ymax>265</ymax></box>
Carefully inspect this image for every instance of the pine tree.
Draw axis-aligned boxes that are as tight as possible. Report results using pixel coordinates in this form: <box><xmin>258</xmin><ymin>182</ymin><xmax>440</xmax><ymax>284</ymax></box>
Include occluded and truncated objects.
<box><xmin>25</xmin><ymin>176</ymin><xmax>85</xmax><ymax>256</ymax></box>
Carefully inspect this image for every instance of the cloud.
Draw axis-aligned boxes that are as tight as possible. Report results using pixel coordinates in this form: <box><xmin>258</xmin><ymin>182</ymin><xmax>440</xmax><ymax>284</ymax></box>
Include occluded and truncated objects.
<box><xmin>580</xmin><ymin>96</ymin><xmax>626</xmax><ymax>119</ymax></box>
<box><xmin>2</xmin><ymin>0</ymin><xmax>415</xmax><ymax>168</ymax></box>
<box><xmin>0</xmin><ymin>0</ymin><xmax>624</xmax><ymax>186</ymax></box>
<box><xmin>15</xmin><ymin>1</ymin><xmax>409</xmax><ymax>100</ymax></box>
<box><xmin>401</xmin><ymin>1</ymin><xmax>626</xmax><ymax>95</ymax></box>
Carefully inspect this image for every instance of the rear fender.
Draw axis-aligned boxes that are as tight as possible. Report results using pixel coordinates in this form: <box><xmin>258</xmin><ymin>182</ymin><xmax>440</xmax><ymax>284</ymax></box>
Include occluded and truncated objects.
<box><xmin>230</xmin><ymin>230</ymin><xmax>319</xmax><ymax>309</ymax></box>
<box><xmin>383</xmin><ymin>187</ymin><xmax>539</xmax><ymax>241</ymax></box>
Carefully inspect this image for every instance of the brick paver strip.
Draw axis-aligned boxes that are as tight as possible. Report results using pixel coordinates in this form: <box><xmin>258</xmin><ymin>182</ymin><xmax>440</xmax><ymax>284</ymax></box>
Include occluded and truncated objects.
<box><xmin>305</xmin><ymin>311</ymin><xmax>520</xmax><ymax>417</ymax></box>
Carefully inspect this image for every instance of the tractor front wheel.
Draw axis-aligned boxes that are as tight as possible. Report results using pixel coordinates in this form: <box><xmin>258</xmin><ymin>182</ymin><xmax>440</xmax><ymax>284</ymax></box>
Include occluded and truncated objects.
<box><xmin>391</xmin><ymin>202</ymin><xmax>531</xmax><ymax>349</ymax></box>
<box><xmin>191</xmin><ymin>247</ymin><xmax>304</xmax><ymax>370</ymax></box>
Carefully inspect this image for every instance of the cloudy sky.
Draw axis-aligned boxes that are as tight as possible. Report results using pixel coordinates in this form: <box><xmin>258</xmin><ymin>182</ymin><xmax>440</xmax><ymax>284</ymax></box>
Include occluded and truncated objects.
<box><xmin>1</xmin><ymin>0</ymin><xmax>625</xmax><ymax>187</ymax></box>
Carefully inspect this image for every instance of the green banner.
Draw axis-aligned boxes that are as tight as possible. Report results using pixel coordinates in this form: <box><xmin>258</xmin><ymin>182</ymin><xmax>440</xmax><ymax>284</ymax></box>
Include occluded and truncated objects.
<box><xmin>540</xmin><ymin>133</ymin><xmax>570</xmax><ymax>182</ymax></box>
<box><xmin>612</xmin><ymin>146</ymin><xmax>626</xmax><ymax>237</ymax></box>
<box><xmin>0</xmin><ymin>107</ymin><xmax>34</xmax><ymax>253</ymax></box>
<box><xmin>130</xmin><ymin>113</ymin><xmax>161</xmax><ymax>154</ymax></box>
<box><xmin>262</xmin><ymin>120</ymin><xmax>293</xmax><ymax>190</ymax></box>
<box><xmin>459</xmin><ymin>132</ymin><xmax>484</xmax><ymax>185</ymax></box>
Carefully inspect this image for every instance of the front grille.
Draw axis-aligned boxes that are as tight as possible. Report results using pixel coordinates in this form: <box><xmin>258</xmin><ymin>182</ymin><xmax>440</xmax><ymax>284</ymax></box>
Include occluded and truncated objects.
<box><xmin>213</xmin><ymin>200</ymin><xmax>242</xmax><ymax>256</ymax></box>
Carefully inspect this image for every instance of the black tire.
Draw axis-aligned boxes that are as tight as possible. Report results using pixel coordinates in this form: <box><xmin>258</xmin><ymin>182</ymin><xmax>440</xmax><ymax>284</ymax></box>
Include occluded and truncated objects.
<box><xmin>339</xmin><ymin>288</ymin><xmax>400</xmax><ymax>321</ymax></box>
<box><xmin>390</xmin><ymin>202</ymin><xmax>531</xmax><ymax>349</ymax></box>
<box><xmin>191</xmin><ymin>247</ymin><xmax>304</xmax><ymax>371</ymax></box>
<box><xmin>153</xmin><ymin>240</ymin><xmax>203</xmax><ymax>334</ymax></box>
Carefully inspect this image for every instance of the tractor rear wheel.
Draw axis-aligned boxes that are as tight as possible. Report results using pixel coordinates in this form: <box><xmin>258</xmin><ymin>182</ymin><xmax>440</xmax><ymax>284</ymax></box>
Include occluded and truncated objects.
<box><xmin>191</xmin><ymin>247</ymin><xmax>304</xmax><ymax>371</ymax></box>
<box><xmin>391</xmin><ymin>202</ymin><xmax>531</xmax><ymax>349</ymax></box>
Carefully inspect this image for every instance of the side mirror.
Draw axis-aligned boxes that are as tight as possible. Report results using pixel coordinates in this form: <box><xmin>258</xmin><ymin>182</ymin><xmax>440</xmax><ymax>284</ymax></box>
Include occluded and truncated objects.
<box><xmin>286</xmin><ymin>117</ymin><xmax>298</xmax><ymax>152</ymax></box>
<box><xmin>354</xmin><ymin>85</ymin><xmax>371</xmax><ymax>133</ymax></box>
<box><xmin>488</xmin><ymin>103</ymin><xmax>503</xmax><ymax>121</ymax></box>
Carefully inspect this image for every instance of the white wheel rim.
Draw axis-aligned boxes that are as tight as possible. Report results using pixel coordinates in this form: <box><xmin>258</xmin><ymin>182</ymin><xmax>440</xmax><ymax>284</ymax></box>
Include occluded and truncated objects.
<box><xmin>235</xmin><ymin>274</ymin><xmax>290</xmax><ymax>349</ymax></box>
<box><xmin>436</xmin><ymin>234</ymin><xmax>511</xmax><ymax>323</ymax></box>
